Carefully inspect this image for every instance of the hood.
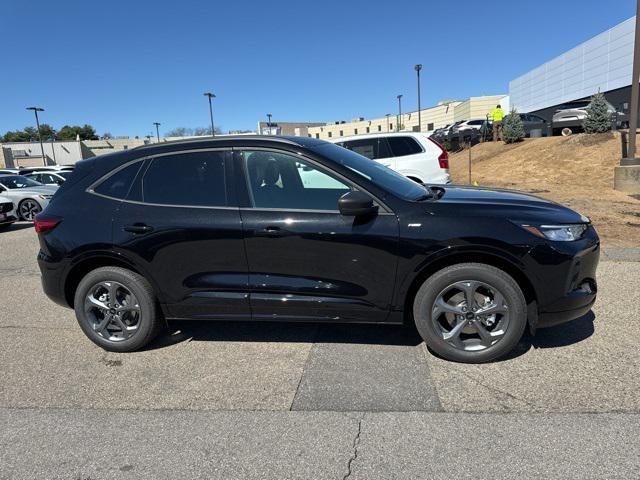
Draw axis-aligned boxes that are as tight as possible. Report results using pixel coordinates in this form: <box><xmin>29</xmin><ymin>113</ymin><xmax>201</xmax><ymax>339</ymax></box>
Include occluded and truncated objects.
<box><xmin>434</xmin><ymin>185</ymin><xmax>589</xmax><ymax>225</ymax></box>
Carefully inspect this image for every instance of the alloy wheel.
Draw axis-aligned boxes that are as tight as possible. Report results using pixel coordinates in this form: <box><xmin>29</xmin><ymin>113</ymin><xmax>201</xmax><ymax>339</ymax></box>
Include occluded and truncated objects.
<box><xmin>19</xmin><ymin>199</ymin><xmax>41</xmax><ymax>221</ymax></box>
<box><xmin>83</xmin><ymin>281</ymin><xmax>141</xmax><ymax>342</ymax></box>
<box><xmin>431</xmin><ymin>280</ymin><xmax>510</xmax><ymax>352</ymax></box>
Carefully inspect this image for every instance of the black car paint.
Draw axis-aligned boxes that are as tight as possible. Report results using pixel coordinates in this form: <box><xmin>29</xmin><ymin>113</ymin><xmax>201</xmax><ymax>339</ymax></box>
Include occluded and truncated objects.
<box><xmin>37</xmin><ymin>136</ymin><xmax>599</xmax><ymax>330</ymax></box>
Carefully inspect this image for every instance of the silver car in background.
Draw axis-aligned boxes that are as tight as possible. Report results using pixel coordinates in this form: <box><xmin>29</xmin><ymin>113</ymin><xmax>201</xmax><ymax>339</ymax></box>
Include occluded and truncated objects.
<box><xmin>0</xmin><ymin>175</ymin><xmax>57</xmax><ymax>221</ymax></box>
<box><xmin>552</xmin><ymin>99</ymin><xmax>626</xmax><ymax>136</ymax></box>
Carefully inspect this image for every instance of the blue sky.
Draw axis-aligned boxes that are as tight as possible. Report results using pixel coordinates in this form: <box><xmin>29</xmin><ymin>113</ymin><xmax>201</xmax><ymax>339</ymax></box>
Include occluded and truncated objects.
<box><xmin>1</xmin><ymin>0</ymin><xmax>636</xmax><ymax>137</ymax></box>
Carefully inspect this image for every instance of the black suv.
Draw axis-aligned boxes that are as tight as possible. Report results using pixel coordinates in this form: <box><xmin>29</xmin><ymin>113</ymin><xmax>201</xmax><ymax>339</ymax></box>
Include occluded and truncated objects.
<box><xmin>36</xmin><ymin>136</ymin><xmax>599</xmax><ymax>363</ymax></box>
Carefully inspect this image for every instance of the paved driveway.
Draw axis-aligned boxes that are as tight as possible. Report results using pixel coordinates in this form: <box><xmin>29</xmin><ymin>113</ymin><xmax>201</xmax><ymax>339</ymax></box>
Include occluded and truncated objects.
<box><xmin>1</xmin><ymin>223</ymin><xmax>639</xmax><ymax>478</ymax></box>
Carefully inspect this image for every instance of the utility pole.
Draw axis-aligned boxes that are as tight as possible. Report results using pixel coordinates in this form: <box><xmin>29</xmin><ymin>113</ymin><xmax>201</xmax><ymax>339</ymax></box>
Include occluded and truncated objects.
<box><xmin>203</xmin><ymin>92</ymin><xmax>216</xmax><ymax>136</ymax></box>
<box><xmin>396</xmin><ymin>95</ymin><xmax>403</xmax><ymax>132</ymax></box>
<box><xmin>615</xmin><ymin>0</ymin><xmax>640</xmax><ymax>192</ymax></box>
<box><xmin>26</xmin><ymin>106</ymin><xmax>46</xmax><ymax>166</ymax></box>
<box><xmin>415</xmin><ymin>64</ymin><xmax>422</xmax><ymax>132</ymax></box>
<box><xmin>153</xmin><ymin>122</ymin><xmax>161</xmax><ymax>142</ymax></box>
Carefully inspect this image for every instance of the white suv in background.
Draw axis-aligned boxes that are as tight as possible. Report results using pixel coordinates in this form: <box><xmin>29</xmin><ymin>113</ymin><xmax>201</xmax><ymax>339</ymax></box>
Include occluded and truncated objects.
<box><xmin>331</xmin><ymin>132</ymin><xmax>450</xmax><ymax>184</ymax></box>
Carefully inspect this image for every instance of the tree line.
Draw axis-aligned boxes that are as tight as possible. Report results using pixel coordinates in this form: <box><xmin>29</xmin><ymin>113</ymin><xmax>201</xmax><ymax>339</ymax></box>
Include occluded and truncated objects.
<box><xmin>1</xmin><ymin>124</ymin><xmax>99</xmax><ymax>143</ymax></box>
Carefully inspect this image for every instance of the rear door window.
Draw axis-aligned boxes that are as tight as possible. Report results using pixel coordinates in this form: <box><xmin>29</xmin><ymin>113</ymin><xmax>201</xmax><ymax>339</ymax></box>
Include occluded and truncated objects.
<box><xmin>386</xmin><ymin>136</ymin><xmax>423</xmax><ymax>157</ymax></box>
<box><xmin>341</xmin><ymin>138</ymin><xmax>392</xmax><ymax>160</ymax></box>
<box><xmin>142</xmin><ymin>151</ymin><xmax>227</xmax><ymax>207</ymax></box>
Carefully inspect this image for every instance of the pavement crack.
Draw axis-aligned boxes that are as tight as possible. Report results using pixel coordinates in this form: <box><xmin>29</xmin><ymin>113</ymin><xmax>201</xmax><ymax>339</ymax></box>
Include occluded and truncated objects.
<box><xmin>343</xmin><ymin>413</ymin><xmax>364</xmax><ymax>480</ymax></box>
<box><xmin>459</xmin><ymin>371</ymin><xmax>540</xmax><ymax>411</ymax></box>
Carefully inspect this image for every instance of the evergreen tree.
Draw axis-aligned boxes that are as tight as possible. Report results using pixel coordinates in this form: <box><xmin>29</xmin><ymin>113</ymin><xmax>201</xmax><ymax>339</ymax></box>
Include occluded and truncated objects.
<box><xmin>584</xmin><ymin>92</ymin><xmax>611</xmax><ymax>134</ymax></box>
<box><xmin>502</xmin><ymin>108</ymin><xmax>526</xmax><ymax>144</ymax></box>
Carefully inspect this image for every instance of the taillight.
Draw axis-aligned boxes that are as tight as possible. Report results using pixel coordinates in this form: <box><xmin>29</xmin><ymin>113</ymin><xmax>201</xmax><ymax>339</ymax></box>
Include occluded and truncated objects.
<box><xmin>429</xmin><ymin>138</ymin><xmax>449</xmax><ymax>169</ymax></box>
<box><xmin>34</xmin><ymin>214</ymin><xmax>61</xmax><ymax>234</ymax></box>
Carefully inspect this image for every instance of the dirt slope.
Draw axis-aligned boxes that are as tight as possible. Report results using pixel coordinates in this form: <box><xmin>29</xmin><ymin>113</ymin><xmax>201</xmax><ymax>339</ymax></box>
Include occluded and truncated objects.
<box><xmin>447</xmin><ymin>133</ymin><xmax>640</xmax><ymax>247</ymax></box>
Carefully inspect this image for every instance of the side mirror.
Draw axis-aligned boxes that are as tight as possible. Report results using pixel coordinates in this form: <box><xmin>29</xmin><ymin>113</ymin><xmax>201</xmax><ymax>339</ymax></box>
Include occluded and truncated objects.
<box><xmin>338</xmin><ymin>191</ymin><xmax>378</xmax><ymax>217</ymax></box>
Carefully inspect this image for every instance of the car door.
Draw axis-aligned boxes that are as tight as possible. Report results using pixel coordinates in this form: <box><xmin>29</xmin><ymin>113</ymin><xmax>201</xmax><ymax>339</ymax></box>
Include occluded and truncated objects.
<box><xmin>235</xmin><ymin>148</ymin><xmax>400</xmax><ymax>323</ymax></box>
<box><xmin>111</xmin><ymin>148</ymin><xmax>251</xmax><ymax>320</ymax></box>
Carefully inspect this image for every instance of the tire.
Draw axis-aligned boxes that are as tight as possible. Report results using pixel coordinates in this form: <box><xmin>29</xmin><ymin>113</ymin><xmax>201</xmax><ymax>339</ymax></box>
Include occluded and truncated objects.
<box><xmin>74</xmin><ymin>266</ymin><xmax>163</xmax><ymax>352</ymax></box>
<box><xmin>413</xmin><ymin>263</ymin><xmax>527</xmax><ymax>363</ymax></box>
<box><xmin>561</xmin><ymin>127</ymin><xmax>573</xmax><ymax>137</ymax></box>
<box><xmin>18</xmin><ymin>199</ymin><xmax>42</xmax><ymax>221</ymax></box>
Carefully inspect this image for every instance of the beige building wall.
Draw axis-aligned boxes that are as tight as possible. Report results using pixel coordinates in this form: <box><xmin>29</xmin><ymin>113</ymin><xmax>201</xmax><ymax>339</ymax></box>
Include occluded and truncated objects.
<box><xmin>308</xmin><ymin>95</ymin><xmax>505</xmax><ymax>141</ymax></box>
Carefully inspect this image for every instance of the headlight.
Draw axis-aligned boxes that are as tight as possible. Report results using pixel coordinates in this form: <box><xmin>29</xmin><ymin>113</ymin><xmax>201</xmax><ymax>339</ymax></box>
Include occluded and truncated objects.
<box><xmin>38</xmin><ymin>195</ymin><xmax>53</xmax><ymax>200</ymax></box>
<box><xmin>521</xmin><ymin>224</ymin><xmax>588</xmax><ymax>241</ymax></box>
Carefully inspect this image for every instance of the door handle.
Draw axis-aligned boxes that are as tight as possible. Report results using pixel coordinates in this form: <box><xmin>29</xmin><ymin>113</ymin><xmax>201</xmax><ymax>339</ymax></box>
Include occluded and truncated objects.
<box><xmin>256</xmin><ymin>226</ymin><xmax>285</xmax><ymax>237</ymax></box>
<box><xmin>123</xmin><ymin>224</ymin><xmax>154</xmax><ymax>234</ymax></box>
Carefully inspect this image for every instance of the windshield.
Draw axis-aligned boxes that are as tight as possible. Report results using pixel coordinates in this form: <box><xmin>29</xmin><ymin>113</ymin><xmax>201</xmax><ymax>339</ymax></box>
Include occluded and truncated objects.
<box><xmin>0</xmin><ymin>175</ymin><xmax>43</xmax><ymax>189</ymax></box>
<box><xmin>312</xmin><ymin>143</ymin><xmax>430</xmax><ymax>201</ymax></box>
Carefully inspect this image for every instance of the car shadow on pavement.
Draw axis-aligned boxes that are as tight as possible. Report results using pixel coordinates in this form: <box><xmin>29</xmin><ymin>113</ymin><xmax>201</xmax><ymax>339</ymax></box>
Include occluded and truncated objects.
<box><xmin>147</xmin><ymin>311</ymin><xmax>595</xmax><ymax>361</ymax></box>
<box><xmin>145</xmin><ymin>320</ymin><xmax>423</xmax><ymax>351</ymax></box>
<box><xmin>495</xmin><ymin>310</ymin><xmax>596</xmax><ymax>362</ymax></box>
<box><xmin>3</xmin><ymin>222</ymin><xmax>33</xmax><ymax>232</ymax></box>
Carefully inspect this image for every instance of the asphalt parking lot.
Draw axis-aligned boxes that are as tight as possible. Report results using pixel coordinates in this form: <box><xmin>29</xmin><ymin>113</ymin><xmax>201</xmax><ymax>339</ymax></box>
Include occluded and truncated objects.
<box><xmin>1</xmin><ymin>222</ymin><xmax>640</xmax><ymax>478</ymax></box>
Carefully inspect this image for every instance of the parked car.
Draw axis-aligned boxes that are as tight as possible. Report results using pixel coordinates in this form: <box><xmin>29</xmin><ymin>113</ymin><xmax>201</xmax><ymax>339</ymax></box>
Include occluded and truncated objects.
<box><xmin>331</xmin><ymin>132</ymin><xmax>450</xmax><ymax>184</ymax></box>
<box><xmin>552</xmin><ymin>100</ymin><xmax>625</xmax><ymax>136</ymax></box>
<box><xmin>450</xmin><ymin>119</ymin><xmax>486</xmax><ymax>136</ymax></box>
<box><xmin>18</xmin><ymin>165</ymin><xmax>75</xmax><ymax>175</ymax></box>
<box><xmin>0</xmin><ymin>175</ymin><xmax>57</xmax><ymax>221</ymax></box>
<box><xmin>0</xmin><ymin>169</ymin><xmax>21</xmax><ymax>175</ymax></box>
<box><xmin>502</xmin><ymin>113</ymin><xmax>548</xmax><ymax>137</ymax></box>
<box><xmin>36</xmin><ymin>135</ymin><xmax>599</xmax><ymax>363</ymax></box>
<box><xmin>24</xmin><ymin>171</ymin><xmax>72</xmax><ymax>186</ymax></box>
<box><xmin>0</xmin><ymin>195</ymin><xmax>17</xmax><ymax>229</ymax></box>
<box><xmin>430</xmin><ymin>124</ymin><xmax>451</xmax><ymax>142</ymax></box>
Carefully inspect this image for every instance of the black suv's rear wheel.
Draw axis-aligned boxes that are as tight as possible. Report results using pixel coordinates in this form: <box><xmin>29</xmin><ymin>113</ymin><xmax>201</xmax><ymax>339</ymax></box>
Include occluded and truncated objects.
<box><xmin>413</xmin><ymin>263</ymin><xmax>527</xmax><ymax>363</ymax></box>
<box><xmin>74</xmin><ymin>266</ymin><xmax>163</xmax><ymax>352</ymax></box>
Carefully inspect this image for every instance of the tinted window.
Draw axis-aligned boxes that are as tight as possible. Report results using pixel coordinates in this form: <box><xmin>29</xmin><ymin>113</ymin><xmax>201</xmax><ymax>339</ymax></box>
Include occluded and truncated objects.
<box><xmin>312</xmin><ymin>143</ymin><xmax>429</xmax><ymax>201</ymax></box>
<box><xmin>142</xmin><ymin>151</ymin><xmax>226</xmax><ymax>207</ymax></box>
<box><xmin>386</xmin><ymin>136</ymin><xmax>422</xmax><ymax>157</ymax></box>
<box><xmin>468</xmin><ymin>120</ymin><xmax>484</xmax><ymax>126</ymax></box>
<box><xmin>342</xmin><ymin>138</ymin><xmax>392</xmax><ymax>160</ymax></box>
<box><xmin>242</xmin><ymin>150</ymin><xmax>350</xmax><ymax>210</ymax></box>
<box><xmin>94</xmin><ymin>161</ymin><xmax>143</xmax><ymax>199</ymax></box>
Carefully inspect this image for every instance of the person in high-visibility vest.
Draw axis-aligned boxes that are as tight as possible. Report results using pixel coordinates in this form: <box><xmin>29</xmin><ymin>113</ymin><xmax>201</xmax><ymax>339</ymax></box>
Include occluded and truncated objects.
<box><xmin>490</xmin><ymin>105</ymin><xmax>505</xmax><ymax>142</ymax></box>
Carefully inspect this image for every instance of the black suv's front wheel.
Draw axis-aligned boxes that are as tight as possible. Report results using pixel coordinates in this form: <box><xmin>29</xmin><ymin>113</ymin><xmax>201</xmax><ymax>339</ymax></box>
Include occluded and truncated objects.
<box><xmin>74</xmin><ymin>266</ymin><xmax>163</xmax><ymax>352</ymax></box>
<box><xmin>413</xmin><ymin>263</ymin><xmax>527</xmax><ymax>363</ymax></box>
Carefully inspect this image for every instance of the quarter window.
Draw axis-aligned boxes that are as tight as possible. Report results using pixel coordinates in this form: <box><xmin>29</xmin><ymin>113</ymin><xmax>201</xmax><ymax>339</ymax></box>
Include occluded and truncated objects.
<box><xmin>241</xmin><ymin>150</ymin><xmax>350</xmax><ymax>210</ymax></box>
<box><xmin>142</xmin><ymin>151</ymin><xmax>226</xmax><ymax>207</ymax></box>
<box><xmin>94</xmin><ymin>161</ymin><xmax>144</xmax><ymax>199</ymax></box>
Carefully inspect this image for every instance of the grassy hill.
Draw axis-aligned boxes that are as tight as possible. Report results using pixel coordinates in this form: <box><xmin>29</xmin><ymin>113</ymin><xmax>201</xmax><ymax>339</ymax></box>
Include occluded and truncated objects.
<box><xmin>447</xmin><ymin>133</ymin><xmax>640</xmax><ymax>247</ymax></box>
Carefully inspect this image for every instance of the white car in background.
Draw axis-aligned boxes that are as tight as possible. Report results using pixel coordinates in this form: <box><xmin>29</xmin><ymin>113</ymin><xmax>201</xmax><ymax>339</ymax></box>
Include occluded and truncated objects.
<box><xmin>0</xmin><ymin>175</ymin><xmax>57</xmax><ymax>221</ymax></box>
<box><xmin>0</xmin><ymin>194</ymin><xmax>17</xmax><ymax>229</ymax></box>
<box><xmin>330</xmin><ymin>132</ymin><xmax>450</xmax><ymax>185</ymax></box>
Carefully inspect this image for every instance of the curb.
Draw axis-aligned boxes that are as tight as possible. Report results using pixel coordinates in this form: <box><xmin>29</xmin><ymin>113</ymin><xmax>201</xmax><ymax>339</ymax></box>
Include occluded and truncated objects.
<box><xmin>601</xmin><ymin>248</ymin><xmax>640</xmax><ymax>262</ymax></box>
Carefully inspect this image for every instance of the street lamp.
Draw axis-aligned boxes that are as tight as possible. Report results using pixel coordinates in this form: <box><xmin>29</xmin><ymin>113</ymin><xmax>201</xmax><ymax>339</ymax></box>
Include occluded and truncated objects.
<box><xmin>26</xmin><ymin>106</ymin><xmax>46</xmax><ymax>166</ymax></box>
<box><xmin>396</xmin><ymin>95</ymin><xmax>403</xmax><ymax>132</ymax></box>
<box><xmin>203</xmin><ymin>92</ymin><xmax>216</xmax><ymax>136</ymax></box>
<box><xmin>153</xmin><ymin>122</ymin><xmax>161</xmax><ymax>142</ymax></box>
<box><xmin>267</xmin><ymin>113</ymin><xmax>273</xmax><ymax>135</ymax></box>
<box><xmin>415</xmin><ymin>64</ymin><xmax>423</xmax><ymax>132</ymax></box>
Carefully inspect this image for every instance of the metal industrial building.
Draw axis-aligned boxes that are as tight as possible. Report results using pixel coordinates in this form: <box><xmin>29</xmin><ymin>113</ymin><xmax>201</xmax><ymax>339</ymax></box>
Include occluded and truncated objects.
<box><xmin>510</xmin><ymin>16</ymin><xmax>635</xmax><ymax>121</ymax></box>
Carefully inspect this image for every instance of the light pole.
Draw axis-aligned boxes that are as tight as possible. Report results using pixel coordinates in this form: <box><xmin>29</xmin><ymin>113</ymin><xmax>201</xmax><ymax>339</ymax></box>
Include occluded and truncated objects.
<box><xmin>396</xmin><ymin>95</ymin><xmax>403</xmax><ymax>132</ymax></box>
<box><xmin>26</xmin><ymin>106</ymin><xmax>46</xmax><ymax>166</ymax></box>
<box><xmin>415</xmin><ymin>64</ymin><xmax>422</xmax><ymax>131</ymax></box>
<box><xmin>267</xmin><ymin>113</ymin><xmax>272</xmax><ymax>134</ymax></box>
<box><xmin>50</xmin><ymin>134</ymin><xmax>57</xmax><ymax>164</ymax></box>
<box><xmin>153</xmin><ymin>122</ymin><xmax>161</xmax><ymax>142</ymax></box>
<box><xmin>385</xmin><ymin>114</ymin><xmax>391</xmax><ymax>132</ymax></box>
<box><xmin>203</xmin><ymin>92</ymin><xmax>216</xmax><ymax>136</ymax></box>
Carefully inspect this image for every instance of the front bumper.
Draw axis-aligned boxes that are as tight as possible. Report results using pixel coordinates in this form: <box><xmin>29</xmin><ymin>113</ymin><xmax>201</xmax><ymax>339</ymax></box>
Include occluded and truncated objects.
<box><xmin>526</xmin><ymin>228</ymin><xmax>600</xmax><ymax>329</ymax></box>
